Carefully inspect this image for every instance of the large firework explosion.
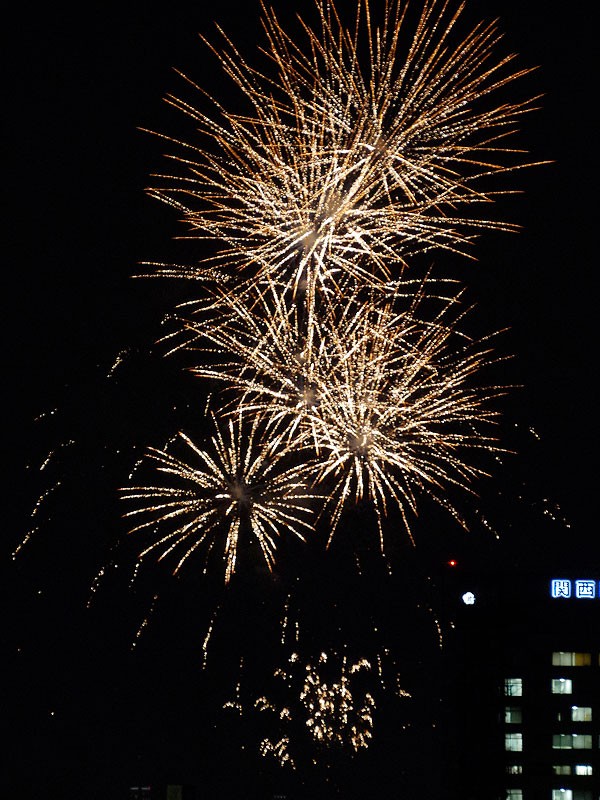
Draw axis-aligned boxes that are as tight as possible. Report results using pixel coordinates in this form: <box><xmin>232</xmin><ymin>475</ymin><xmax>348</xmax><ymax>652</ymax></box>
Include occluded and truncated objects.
<box><xmin>162</xmin><ymin>274</ymin><xmax>507</xmax><ymax>550</ymax></box>
<box><xmin>67</xmin><ymin>0</ymin><xmax>539</xmax><ymax>771</ymax></box>
<box><xmin>130</xmin><ymin>0</ymin><xmax>538</xmax><ymax>550</ymax></box>
<box><xmin>144</xmin><ymin>0</ymin><xmax>539</xmax><ymax>296</ymax></box>
<box><xmin>115</xmin><ymin>0</ymin><xmax>540</xmax><ymax>760</ymax></box>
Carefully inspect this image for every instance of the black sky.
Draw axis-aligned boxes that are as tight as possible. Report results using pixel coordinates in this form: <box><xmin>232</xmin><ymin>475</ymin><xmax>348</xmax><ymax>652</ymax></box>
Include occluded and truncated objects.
<box><xmin>4</xmin><ymin>1</ymin><xmax>598</xmax><ymax>798</ymax></box>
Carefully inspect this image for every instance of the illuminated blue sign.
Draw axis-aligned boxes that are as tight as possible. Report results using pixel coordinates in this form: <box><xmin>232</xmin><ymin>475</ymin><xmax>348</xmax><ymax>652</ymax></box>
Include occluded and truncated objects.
<box><xmin>551</xmin><ymin>579</ymin><xmax>599</xmax><ymax>599</ymax></box>
<box><xmin>575</xmin><ymin>580</ymin><xmax>596</xmax><ymax>599</ymax></box>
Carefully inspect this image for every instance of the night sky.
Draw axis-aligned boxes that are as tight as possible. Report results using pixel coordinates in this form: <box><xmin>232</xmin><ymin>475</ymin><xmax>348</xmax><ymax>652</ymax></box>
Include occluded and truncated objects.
<box><xmin>4</xmin><ymin>1</ymin><xmax>597</xmax><ymax>798</ymax></box>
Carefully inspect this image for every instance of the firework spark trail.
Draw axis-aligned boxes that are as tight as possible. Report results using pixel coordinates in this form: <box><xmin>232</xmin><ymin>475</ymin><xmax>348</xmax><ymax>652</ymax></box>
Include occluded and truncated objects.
<box><xmin>13</xmin><ymin>481</ymin><xmax>63</xmax><ymax>559</ymax></box>
<box><xmin>202</xmin><ymin>606</ymin><xmax>220</xmax><ymax>670</ymax></box>
<box><xmin>144</xmin><ymin>0</ymin><xmax>540</xmax><ymax>304</ymax></box>
<box><xmin>120</xmin><ymin>412</ymin><xmax>319</xmax><ymax>584</ymax></box>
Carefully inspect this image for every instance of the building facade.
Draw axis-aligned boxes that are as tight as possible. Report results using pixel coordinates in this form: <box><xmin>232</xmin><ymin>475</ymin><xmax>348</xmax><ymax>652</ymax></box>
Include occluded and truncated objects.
<box><xmin>500</xmin><ymin>577</ymin><xmax>599</xmax><ymax>799</ymax></box>
<box><xmin>440</xmin><ymin>562</ymin><xmax>599</xmax><ymax>799</ymax></box>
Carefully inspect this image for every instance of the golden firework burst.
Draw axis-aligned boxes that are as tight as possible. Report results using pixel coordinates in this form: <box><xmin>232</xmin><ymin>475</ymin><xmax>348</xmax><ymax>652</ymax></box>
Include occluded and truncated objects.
<box><xmin>121</xmin><ymin>412</ymin><xmax>318</xmax><ymax>584</ymax></box>
<box><xmin>144</xmin><ymin>0</ymin><xmax>539</xmax><ymax>302</ymax></box>
<box><xmin>163</xmin><ymin>273</ymin><xmax>506</xmax><ymax>548</ymax></box>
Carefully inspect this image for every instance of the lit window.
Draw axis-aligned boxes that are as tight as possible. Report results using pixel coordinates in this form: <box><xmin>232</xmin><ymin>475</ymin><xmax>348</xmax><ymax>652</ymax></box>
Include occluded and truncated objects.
<box><xmin>552</xmin><ymin>791</ymin><xmax>573</xmax><ymax>800</ymax></box>
<box><xmin>552</xmin><ymin>652</ymin><xmax>592</xmax><ymax>666</ymax></box>
<box><xmin>505</xmin><ymin>706</ymin><xmax>523</xmax><ymax>724</ymax></box>
<box><xmin>574</xmin><ymin>765</ymin><xmax>593</xmax><ymax>775</ymax></box>
<box><xmin>553</xmin><ymin>734</ymin><xmax>572</xmax><ymax>749</ymax></box>
<box><xmin>552</xmin><ymin>734</ymin><xmax>592</xmax><ymax>749</ymax></box>
<box><xmin>553</xmin><ymin>766</ymin><xmax>572</xmax><ymax>775</ymax></box>
<box><xmin>505</xmin><ymin>678</ymin><xmax>523</xmax><ymax>697</ymax></box>
<box><xmin>573</xmin><ymin>792</ymin><xmax>593</xmax><ymax>800</ymax></box>
<box><xmin>129</xmin><ymin>790</ymin><xmax>152</xmax><ymax>800</ymax></box>
<box><xmin>552</xmin><ymin>678</ymin><xmax>573</xmax><ymax>694</ymax></box>
<box><xmin>506</xmin><ymin>791</ymin><xmax>523</xmax><ymax>800</ymax></box>
<box><xmin>505</xmin><ymin>733</ymin><xmax>523</xmax><ymax>752</ymax></box>
<box><xmin>506</xmin><ymin>765</ymin><xmax>523</xmax><ymax>775</ymax></box>
<box><xmin>571</xmin><ymin>706</ymin><xmax>592</xmax><ymax>722</ymax></box>
<box><xmin>573</xmin><ymin>734</ymin><xmax>592</xmax><ymax>749</ymax></box>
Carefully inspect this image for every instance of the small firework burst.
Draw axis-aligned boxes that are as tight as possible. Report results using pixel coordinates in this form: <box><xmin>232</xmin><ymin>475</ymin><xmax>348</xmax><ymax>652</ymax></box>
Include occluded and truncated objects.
<box><xmin>247</xmin><ymin>645</ymin><xmax>410</xmax><ymax>767</ymax></box>
<box><xmin>299</xmin><ymin>652</ymin><xmax>376</xmax><ymax>752</ymax></box>
<box><xmin>120</xmin><ymin>412</ymin><xmax>318</xmax><ymax>584</ymax></box>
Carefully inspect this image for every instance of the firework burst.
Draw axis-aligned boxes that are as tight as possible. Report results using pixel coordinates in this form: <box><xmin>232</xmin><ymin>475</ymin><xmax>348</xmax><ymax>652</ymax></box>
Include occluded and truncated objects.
<box><xmin>161</xmin><ymin>274</ymin><xmax>507</xmax><ymax>549</ymax></box>
<box><xmin>225</xmin><ymin>644</ymin><xmax>410</xmax><ymax>768</ymax></box>
<box><xmin>304</xmin><ymin>287</ymin><xmax>508</xmax><ymax>546</ymax></box>
<box><xmin>254</xmin><ymin>651</ymin><xmax>378</xmax><ymax>763</ymax></box>
<box><xmin>143</xmin><ymin>0</ymin><xmax>539</xmax><ymax>301</ymax></box>
<box><xmin>120</xmin><ymin>412</ymin><xmax>318</xmax><ymax>584</ymax></box>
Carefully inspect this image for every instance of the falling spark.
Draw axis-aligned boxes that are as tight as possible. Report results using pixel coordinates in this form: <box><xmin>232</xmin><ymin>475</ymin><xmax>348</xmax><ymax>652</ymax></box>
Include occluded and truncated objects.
<box><xmin>223</xmin><ymin>657</ymin><xmax>245</xmax><ymax>713</ymax></box>
<box><xmin>202</xmin><ymin>607</ymin><xmax>219</xmax><ymax>670</ymax></box>
<box><xmin>130</xmin><ymin>594</ymin><xmax>161</xmax><ymax>650</ymax></box>
<box><xmin>87</xmin><ymin>560</ymin><xmax>120</xmax><ymax>607</ymax></box>
<box><xmin>107</xmin><ymin>348</ymin><xmax>132</xmax><ymax>378</ymax></box>
<box><xmin>33</xmin><ymin>407</ymin><xmax>58</xmax><ymax>423</ymax></box>
<box><xmin>259</xmin><ymin>736</ymin><xmax>296</xmax><ymax>768</ymax></box>
<box><xmin>13</xmin><ymin>482</ymin><xmax>62</xmax><ymax>558</ymax></box>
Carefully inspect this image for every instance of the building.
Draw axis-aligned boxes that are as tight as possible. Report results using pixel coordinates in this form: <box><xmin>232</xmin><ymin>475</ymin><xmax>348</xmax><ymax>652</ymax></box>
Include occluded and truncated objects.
<box><xmin>439</xmin><ymin>562</ymin><xmax>599</xmax><ymax>799</ymax></box>
<box><xmin>128</xmin><ymin>785</ymin><xmax>198</xmax><ymax>800</ymax></box>
<box><xmin>500</xmin><ymin>577</ymin><xmax>599</xmax><ymax>799</ymax></box>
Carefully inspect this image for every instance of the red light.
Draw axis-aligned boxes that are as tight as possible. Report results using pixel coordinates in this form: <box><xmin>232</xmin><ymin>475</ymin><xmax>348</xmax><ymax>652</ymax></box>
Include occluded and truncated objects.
<box><xmin>448</xmin><ymin>559</ymin><xmax>457</xmax><ymax>567</ymax></box>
